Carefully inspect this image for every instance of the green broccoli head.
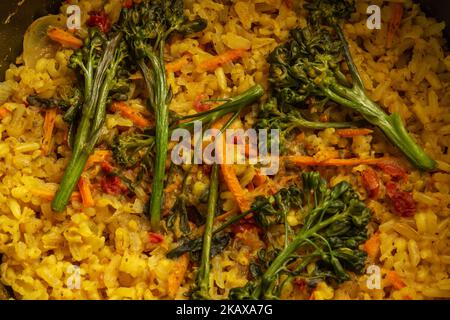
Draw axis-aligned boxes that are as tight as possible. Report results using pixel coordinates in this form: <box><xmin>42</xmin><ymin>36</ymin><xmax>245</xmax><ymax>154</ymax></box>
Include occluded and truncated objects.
<box><xmin>112</xmin><ymin>132</ymin><xmax>155</xmax><ymax>168</ymax></box>
<box><xmin>305</xmin><ymin>0</ymin><xmax>356</xmax><ymax>26</ymax></box>
<box><xmin>119</xmin><ymin>0</ymin><xmax>207</xmax><ymax>59</ymax></box>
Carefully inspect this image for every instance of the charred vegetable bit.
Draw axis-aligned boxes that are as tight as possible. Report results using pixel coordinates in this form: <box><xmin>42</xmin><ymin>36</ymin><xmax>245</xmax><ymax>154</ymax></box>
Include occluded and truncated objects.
<box><xmin>267</xmin><ymin>0</ymin><xmax>436</xmax><ymax>170</ymax></box>
<box><xmin>52</xmin><ymin>28</ymin><xmax>130</xmax><ymax>212</ymax></box>
<box><xmin>118</xmin><ymin>0</ymin><xmax>207</xmax><ymax>231</ymax></box>
<box><xmin>167</xmin><ymin>167</ymin><xmax>193</xmax><ymax>236</ymax></box>
<box><xmin>229</xmin><ymin>172</ymin><xmax>371</xmax><ymax>300</ymax></box>
<box><xmin>27</xmin><ymin>88</ymin><xmax>82</xmax><ymax>114</ymax></box>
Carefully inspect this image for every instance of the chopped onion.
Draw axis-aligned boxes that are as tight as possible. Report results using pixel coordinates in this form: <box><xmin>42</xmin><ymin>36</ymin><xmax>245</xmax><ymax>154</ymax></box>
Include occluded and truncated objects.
<box><xmin>0</xmin><ymin>81</ymin><xmax>14</xmax><ymax>105</ymax></box>
<box><xmin>23</xmin><ymin>15</ymin><xmax>66</xmax><ymax>68</ymax></box>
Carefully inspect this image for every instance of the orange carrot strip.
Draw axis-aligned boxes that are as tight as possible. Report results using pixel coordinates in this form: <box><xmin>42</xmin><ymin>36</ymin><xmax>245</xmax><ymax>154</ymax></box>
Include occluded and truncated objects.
<box><xmin>110</xmin><ymin>101</ymin><xmax>151</xmax><ymax>128</ymax></box>
<box><xmin>167</xmin><ymin>253</ymin><xmax>190</xmax><ymax>299</ymax></box>
<box><xmin>194</xmin><ymin>209</ymin><xmax>237</xmax><ymax>236</ymax></box>
<box><xmin>70</xmin><ymin>191</ymin><xmax>82</xmax><ymax>202</ymax></box>
<box><xmin>386</xmin><ymin>3</ymin><xmax>404</xmax><ymax>48</ymax></box>
<box><xmin>78</xmin><ymin>176</ymin><xmax>95</xmax><ymax>208</ymax></box>
<box><xmin>336</xmin><ymin>128</ymin><xmax>373</xmax><ymax>138</ymax></box>
<box><xmin>285</xmin><ymin>156</ymin><xmax>392</xmax><ymax>167</ymax></box>
<box><xmin>41</xmin><ymin>108</ymin><xmax>58</xmax><ymax>156</ymax></box>
<box><xmin>364</xmin><ymin>232</ymin><xmax>381</xmax><ymax>259</ymax></box>
<box><xmin>387</xmin><ymin>270</ymin><xmax>406</xmax><ymax>290</ymax></box>
<box><xmin>166</xmin><ymin>55</ymin><xmax>190</xmax><ymax>73</ymax></box>
<box><xmin>85</xmin><ymin>150</ymin><xmax>112</xmax><ymax>170</ymax></box>
<box><xmin>0</xmin><ymin>106</ymin><xmax>11</xmax><ymax>119</ymax></box>
<box><xmin>31</xmin><ymin>188</ymin><xmax>80</xmax><ymax>202</ymax></box>
<box><xmin>47</xmin><ymin>27</ymin><xmax>83</xmax><ymax>49</ymax></box>
<box><xmin>199</xmin><ymin>48</ymin><xmax>247</xmax><ymax>72</ymax></box>
<box><xmin>212</xmin><ymin>116</ymin><xmax>251</xmax><ymax>213</ymax></box>
<box><xmin>221</xmin><ymin>165</ymin><xmax>251</xmax><ymax>213</ymax></box>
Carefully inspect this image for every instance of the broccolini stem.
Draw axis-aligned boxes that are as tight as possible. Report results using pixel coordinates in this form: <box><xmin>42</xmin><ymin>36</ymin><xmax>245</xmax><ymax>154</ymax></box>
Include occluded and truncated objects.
<box><xmin>176</xmin><ymin>85</ymin><xmax>265</xmax><ymax>131</ymax></box>
<box><xmin>52</xmin><ymin>33</ymin><xmax>124</xmax><ymax>212</ymax></box>
<box><xmin>334</xmin><ymin>25</ymin><xmax>365</xmax><ymax>89</ymax></box>
<box><xmin>288</xmin><ymin>116</ymin><xmax>356</xmax><ymax>131</ymax></box>
<box><xmin>139</xmin><ymin>54</ymin><xmax>170</xmax><ymax>232</ymax></box>
<box><xmin>193</xmin><ymin>104</ymin><xmax>249</xmax><ymax>298</ymax></box>
<box><xmin>195</xmin><ymin>163</ymin><xmax>219</xmax><ymax>299</ymax></box>
<box><xmin>331</xmin><ymin>25</ymin><xmax>436</xmax><ymax>171</ymax></box>
<box><xmin>324</xmin><ymin>83</ymin><xmax>436</xmax><ymax>171</ymax></box>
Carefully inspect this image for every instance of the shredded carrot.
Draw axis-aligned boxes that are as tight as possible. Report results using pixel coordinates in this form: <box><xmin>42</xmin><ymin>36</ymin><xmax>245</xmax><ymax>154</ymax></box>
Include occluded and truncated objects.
<box><xmin>284</xmin><ymin>155</ymin><xmax>392</xmax><ymax>167</ymax></box>
<box><xmin>336</xmin><ymin>128</ymin><xmax>373</xmax><ymax>138</ymax></box>
<box><xmin>166</xmin><ymin>55</ymin><xmax>190</xmax><ymax>73</ymax></box>
<box><xmin>31</xmin><ymin>188</ymin><xmax>80</xmax><ymax>202</ymax></box>
<box><xmin>47</xmin><ymin>27</ymin><xmax>83</xmax><ymax>49</ymax></box>
<box><xmin>387</xmin><ymin>270</ymin><xmax>406</xmax><ymax>290</ymax></box>
<box><xmin>85</xmin><ymin>150</ymin><xmax>112</xmax><ymax>170</ymax></box>
<box><xmin>164</xmin><ymin>182</ymin><xmax>179</xmax><ymax>194</ymax></box>
<box><xmin>41</xmin><ymin>108</ymin><xmax>58</xmax><ymax>156</ymax></box>
<box><xmin>212</xmin><ymin>116</ymin><xmax>251</xmax><ymax>213</ymax></box>
<box><xmin>110</xmin><ymin>101</ymin><xmax>151</xmax><ymax>128</ymax></box>
<box><xmin>78</xmin><ymin>176</ymin><xmax>95</xmax><ymax>208</ymax></box>
<box><xmin>167</xmin><ymin>253</ymin><xmax>190</xmax><ymax>299</ymax></box>
<box><xmin>215</xmin><ymin>209</ymin><xmax>238</xmax><ymax>223</ymax></box>
<box><xmin>363</xmin><ymin>232</ymin><xmax>381</xmax><ymax>260</ymax></box>
<box><xmin>386</xmin><ymin>3</ymin><xmax>404</xmax><ymax>48</ymax></box>
<box><xmin>199</xmin><ymin>48</ymin><xmax>247</xmax><ymax>72</ymax></box>
<box><xmin>0</xmin><ymin>106</ymin><xmax>11</xmax><ymax>119</ymax></box>
<box><xmin>221</xmin><ymin>161</ymin><xmax>251</xmax><ymax>212</ymax></box>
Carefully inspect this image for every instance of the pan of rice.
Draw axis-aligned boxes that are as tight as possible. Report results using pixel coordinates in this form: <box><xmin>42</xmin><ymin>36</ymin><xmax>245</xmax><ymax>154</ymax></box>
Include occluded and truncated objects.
<box><xmin>0</xmin><ymin>0</ymin><xmax>449</xmax><ymax>300</ymax></box>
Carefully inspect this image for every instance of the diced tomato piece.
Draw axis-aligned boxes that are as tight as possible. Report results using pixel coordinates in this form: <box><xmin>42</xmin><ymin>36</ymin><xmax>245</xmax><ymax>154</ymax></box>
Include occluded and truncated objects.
<box><xmin>100</xmin><ymin>175</ymin><xmax>127</xmax><ymax>195</ymax></box>
<box><xmin>123</xmin><ymin>0</ymin><xmax>133</xmax><ymax>8</ymax></box>
<box><xmin>231</xmin><ymin>218</ymin><xmax>260</xmax><ymax>234</ymax></box>
<box><xmin>87</xmin><ymin>11</ymin><xmax>111</xmax><ymax>33</ymax></box>
<box><xmin>385</xmin><ymin>182</ymin><xmax>416</xmax><ymax>217</ymax></box>
<box><xmin>101</xmin><ymin>161</ymin><xmax>114</xmax><ymax>174</ymax></box>
<box><xmin>361</xmin><ymin>168</ymin><xmax>380</xmax><ymax>198</ymax></box>
<box><xmin>193</xmin><ymin>94</ymin><xmax>210</xmax><ymax>112</ymax></box>
<box><xmin>293</xmin><ymin>278</ymin><xmax>307</xmax><ymax>292</ymax></box>
<box><xmin>148</xmin><ymin>232</ymin><xmax>164</xmax><ymax>244</ymax></box>
<box><xmin>377</xmin><ymin>161</ymin><xmax>408</xmax><ymax>181</ymax></box>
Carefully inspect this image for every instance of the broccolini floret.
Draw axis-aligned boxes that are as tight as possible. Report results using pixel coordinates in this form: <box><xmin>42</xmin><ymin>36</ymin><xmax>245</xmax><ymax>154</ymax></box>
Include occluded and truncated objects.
<box><xmin>229</xmin><ymin>172</ymin><xmax>371</xmax><ymax>300</ymax></box>
<box><xmin>266</xmin><ymin>0</ymin><xmax>436</xmax><ymax>170</ymax></box>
